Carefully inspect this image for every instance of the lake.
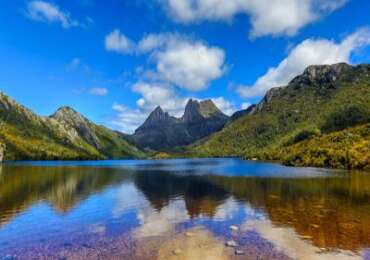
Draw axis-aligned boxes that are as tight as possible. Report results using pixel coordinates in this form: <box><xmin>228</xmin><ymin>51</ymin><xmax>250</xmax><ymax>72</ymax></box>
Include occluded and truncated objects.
<box><xmin>0</xmin><ymin>159</ymin><xmax>369</xmax><ymax>260</ymax></box>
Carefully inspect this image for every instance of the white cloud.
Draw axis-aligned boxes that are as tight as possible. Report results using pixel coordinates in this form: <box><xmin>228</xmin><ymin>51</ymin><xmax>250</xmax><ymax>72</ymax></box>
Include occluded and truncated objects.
<box><xmin>241</xmin><ymin>102</ymin><xmax>252</xmax><ymax>110</ymax></box>
<box><xmin>211</xmin><ymin>97</ymin><xmax>235</xmax><ymax>116</ymax></box>
<box><xmin>105</xmin><ymin>32</ymin><xmax>226</xmax><ymax>91</ymax></box>
<box><xmin>155</xmin><ymin>40</ymin><xmax>225</xmax><ymax>91</ymax></box>
<box><xmin>137</xmin><ymin>33</ymin><xmax>176</xmax><ymax>53</ymax></box>
<box><xmin>105</xmin><ymin>29</ymin><xmax>135</xmax><ymax>54</ymax></box>
<box><xmin>111</xmin><ymin>103</ymin><xmax>149</xmax><ymax>133</ymax></box>
<box><xmin>161</xmin><ymin>0</ymin><xmax>347</xmax><ymax>38</ymax></box>
<box><xmin>26</xmin><ymin>1</ymin><xmax>80</xmax><ymax>28</ymax></box>
<box><xmin>133</xmin><ymin>82</ymin><xmax>188</xmax><ymax>116</ymax></box>
<box><xmin>89</xmin><ymin>87</ymin><xmax>108</xmax><ymax>96</ymax></box>
<box><xmin>237</xmin><ymin>27</ymin><xmax>370</xmax><ymax>99</ymax></box>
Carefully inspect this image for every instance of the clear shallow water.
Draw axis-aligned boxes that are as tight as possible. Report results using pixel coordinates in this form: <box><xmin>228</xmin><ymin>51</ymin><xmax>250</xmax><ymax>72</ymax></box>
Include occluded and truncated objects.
<box><xmin>0</xmin><ymin>159</ymin><xmax>369</xmax><ymax>260</ymax></box>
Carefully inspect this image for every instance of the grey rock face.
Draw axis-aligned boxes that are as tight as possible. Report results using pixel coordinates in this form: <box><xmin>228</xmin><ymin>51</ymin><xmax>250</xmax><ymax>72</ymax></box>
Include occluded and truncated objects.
<box><xmin>253</xmin><ymin>63</ymin><xmax>360</xmax><ymax>114</ymax></box>
<box><xmin>290</xmin><ymin>63</ymin><xmax>353</xmax><ymax>88</ymax></box>
<box><xmin>51</xmin><ymin>106</ymin><xmax>101</xmax><ymax>149</ymax></box>
<box><xmin>132</xmin><ymin>99</ymin><xmax>229</xmax><ymax>150</ymax></box>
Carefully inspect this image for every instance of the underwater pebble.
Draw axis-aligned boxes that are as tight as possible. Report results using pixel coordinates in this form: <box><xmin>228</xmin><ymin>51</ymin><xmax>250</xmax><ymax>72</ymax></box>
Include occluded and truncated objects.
<box><xmin>230</xmin><ymin>225</ymin><xmax>239</xmax><ymax>231</ymax></box>
<box><xmin>226</xmin><ymin>240</ymin><xmax>237</xmax><ymax>247</ymax></box>
<box><xmin>173</xmin><ymin>249</ymin><xmax>183</xmax><ymax>255</ymax></box>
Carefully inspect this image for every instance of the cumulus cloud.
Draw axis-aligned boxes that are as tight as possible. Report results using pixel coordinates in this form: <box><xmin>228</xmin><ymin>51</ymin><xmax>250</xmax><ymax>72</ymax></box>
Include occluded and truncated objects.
<box><xmin>105</xmin><ymin>29</ymin><xmax>135</xmax><ymax>54</ymax></box>
<box><xmin>133</xmin><ymin>82</ymin><xmax>189</xmax><ymax>116</ymax></box>
<box><xmin>104</xmin><ymin>32</ymin><xmax>226</xmax><ymax>91</ymax></box>
<box><xmin>237</xmin><ymin>27</ymin><xmax>370</xmax><ymax>99</ymax></box>
<box><xmin>161</xmin><ymin>0</ymin><xmax>347</xmax><ymax>38</ymax></box>
<box><xmin>137</xmin><ymin>33</ymin><xmax>177</xmax><ymax>53</ymax></box>
<box><xmin>211</xmin><ymin>97</ymin><xmax>235</xmax><ymax>116</ymax></box>
<box><xmin>154</xmin><ymin>40</ymin><xmax>225</xmax><ymax>91</ymax></box>
<box><xmin>111</xmin><ymin>103</ymin><xmax>149</xmax><ymax>133</ymax></box>
<box><xmin>89</xmin><ymin>87</ymin><xmax>108</xmax><ymax>96</ymax></box>
<box><xmin>26</xmin><ymin>1</ymin><xmax>80</xmax><ymax>28</ymax></box>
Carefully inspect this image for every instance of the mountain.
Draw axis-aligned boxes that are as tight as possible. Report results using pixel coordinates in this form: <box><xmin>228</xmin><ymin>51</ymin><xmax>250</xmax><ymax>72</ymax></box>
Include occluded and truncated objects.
<box><xmin>192</xmin><ymin>63</ymin><xmax>370</xmax><ymax>169</ymax></box>
<box><xmin>0</xmin><ymin>92</ymin><xmax>144</xmax><ymax>161</ymax></box>
<box><xmin>229</xmin><ymin>104</ymin><xmax>256</xmax><ymax>122</ymax></box>
<box><xmin>132</xmin><ymin>99</ymin><xmax>229</xmax><ymax>150</ymax></box>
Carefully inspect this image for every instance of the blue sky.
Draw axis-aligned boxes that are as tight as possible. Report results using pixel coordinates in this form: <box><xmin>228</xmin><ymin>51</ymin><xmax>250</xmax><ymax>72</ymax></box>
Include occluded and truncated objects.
<box><xmin>0</xmin><ymin>0</ymin><xmax>369</xmax><ymax>133</ymax></box>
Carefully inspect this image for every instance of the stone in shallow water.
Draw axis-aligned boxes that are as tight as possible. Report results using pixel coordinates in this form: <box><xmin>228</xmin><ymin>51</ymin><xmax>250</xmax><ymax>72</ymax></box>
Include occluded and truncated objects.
<box><xmin>230</xmin><ymin>225</ymin><xmax>239</xmax><ymax>231</ymax></box>
<box><xmin>173</xmin><ymin>249</ymin><xmax>183</xmax><ymax>255</ymax></box>
<box><xmin>185</xmin><ymin>232</ymin><xmax>194</xmax><ymax>237</ymax></box>
<box><xmin>226</xmin><ymin>240</ymin><xmax>237</xmax><ymax>247</ymax></box>
<box><xmin>235</xmin><ymin>250</ymin><xmax>245</xmax><ymax>255</ymax></box>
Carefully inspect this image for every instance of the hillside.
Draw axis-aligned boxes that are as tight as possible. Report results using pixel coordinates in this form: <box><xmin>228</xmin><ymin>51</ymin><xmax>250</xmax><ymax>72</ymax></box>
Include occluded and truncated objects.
<box><xmin>192</xmin><ymin>63</ymin><xmax>370</xmax><ymax>169</ymax></box>
<box><xmin>0</xmin><ymin>92</ymin><xmax>144</xmax><ymax>161</ymax></box>
<box><xmin>132</xmin><ymin>99</ymin><xmax>228</xmax><ymax>150</ymax></box>
<box><xmin>253</xmin><ymin>123</ymin><xmax>370</xmax><ymax>170</ymax></box>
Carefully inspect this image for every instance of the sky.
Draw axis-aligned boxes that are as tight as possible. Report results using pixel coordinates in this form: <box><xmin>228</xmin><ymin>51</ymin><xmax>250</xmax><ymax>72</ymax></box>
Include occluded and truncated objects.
<box><xmin>0</xmin><ymin>0</ymin><xmax>370</xmax><ymax>133</ymax></box>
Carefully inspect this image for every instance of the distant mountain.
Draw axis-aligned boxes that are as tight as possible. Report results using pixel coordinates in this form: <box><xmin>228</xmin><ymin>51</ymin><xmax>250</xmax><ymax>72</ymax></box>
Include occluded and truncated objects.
<box><xmin>132</xmin><ymin>99</ymin><xmax>229</xmax><ymax>150</ymax></box>
<box><xmin>0</xmin><ymin>92</ymin><xmax>144</xmax><ymax>161</ymax></box>
<box><xmin>192</xmin><ymin>63</ymin><xmax>370</xmax><ymax>169</ymax></box>
<box><xmin>230</xmin><ymin>104</ymin><xmax>256</xmax><ymax>122</ymax></box>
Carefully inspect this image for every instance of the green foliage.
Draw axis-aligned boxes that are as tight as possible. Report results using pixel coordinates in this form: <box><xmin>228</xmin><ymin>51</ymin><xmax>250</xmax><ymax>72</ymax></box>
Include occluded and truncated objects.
<box><xmin>0</xmin><ymin>92</ymin><xmax>145</xmax><ymax>161</ymax></box>
<box><xmin>190</xmin><ymin>65</ymin><xmax>370</xmax><ymax>169</ymax></box>
<box><xmin>321</xmin><ymin>105</ymin><xmax>370</xmax><ymax>133</ymax></box>
<box><xmin>286</xmin><ymin>127</ymin><xmax>321</xmax><ymax>146</ymax></box>
<box><xmin>253</xmin><ymin>123</ymin><xmax>370</xmax><ymax>170</ymax></box>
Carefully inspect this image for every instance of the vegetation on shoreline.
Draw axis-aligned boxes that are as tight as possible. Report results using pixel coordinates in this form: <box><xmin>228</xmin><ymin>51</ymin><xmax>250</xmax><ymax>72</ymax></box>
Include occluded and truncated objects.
<box><xmin>190</xmin><ymin>63</ymin><xmax>370</xmax><ymax>170</ymax></box>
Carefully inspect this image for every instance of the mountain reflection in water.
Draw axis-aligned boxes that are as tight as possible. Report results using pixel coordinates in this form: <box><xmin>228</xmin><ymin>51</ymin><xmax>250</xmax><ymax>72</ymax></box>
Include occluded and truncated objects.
<box><xmin>0</xmin><ymin>159</ymin><xmax>369</xmax><ymax>259</ymax></box>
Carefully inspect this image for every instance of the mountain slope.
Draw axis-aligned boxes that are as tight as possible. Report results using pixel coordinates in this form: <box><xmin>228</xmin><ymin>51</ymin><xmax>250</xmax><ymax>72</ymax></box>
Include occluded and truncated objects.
<box><xmin>132</xmin><ymin>99</ymin><xmax>229</xmax><ymax>150</ymax></box>
<box><xmin>256</xmin><ymin>123</ymin><xmax>370</xmax><ymax>170</ymax></box>
<box><xmin>192</xmin><ymin>63</ymin><xmax>370</xmax><ymax>169</ymax></box>
<box><xmin>51</xmin><ymin>107</ymin><xmax>145</xmax><ymax>159</ymax></box>
<box><xmin>0</xmin><ymin>92</ymin><xmax>143</xmax><ymax>161</ymax></box>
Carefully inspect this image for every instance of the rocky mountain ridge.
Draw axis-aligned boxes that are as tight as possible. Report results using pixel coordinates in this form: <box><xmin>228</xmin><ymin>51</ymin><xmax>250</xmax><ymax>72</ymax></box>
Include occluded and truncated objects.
<box><xmin>0</xmin><ymin>92</ymin><xmax>144</xmax><ymax>160</ymax></box>
<box><xmin>132</xmin><ymin>99</ymin><xmax>229</xmax><ymax>150</ymax></box>
<box><xmin>192</xmin><ymin>62</ymin><xmax>370</xmax><ymax>169</ymax></box>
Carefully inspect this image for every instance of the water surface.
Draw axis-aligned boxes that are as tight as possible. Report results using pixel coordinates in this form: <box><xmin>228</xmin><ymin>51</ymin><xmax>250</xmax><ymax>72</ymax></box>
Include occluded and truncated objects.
<box><xmin>0</xmin><ymin>159</ymin><xmax>369</xmax><ymax>259</ymax></box>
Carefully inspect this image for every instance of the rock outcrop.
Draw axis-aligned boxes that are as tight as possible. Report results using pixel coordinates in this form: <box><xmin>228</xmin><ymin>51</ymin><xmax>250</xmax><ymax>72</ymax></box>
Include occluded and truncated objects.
<box><xmin>0</xmin><ymin>92</ymin><xmax>144</xmax><ymax>160</ymax></box>
<box><xmin>132</xmin><ymin>99</ymin><xmax>229</xmax><ymax>150</ymax></box>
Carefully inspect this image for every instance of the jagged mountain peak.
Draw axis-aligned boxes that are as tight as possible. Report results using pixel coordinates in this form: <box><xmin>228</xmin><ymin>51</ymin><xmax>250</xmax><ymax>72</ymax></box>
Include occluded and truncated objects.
<box><xmin>183</xmin><ymin>99</ymin><xmax>226</xmax><ymax>123</ymax></box>
<box><xmin>136</xmin><ymin>105</ymin><xmax>177</xmax><ymax>133</ymax></box>
<box><xmin>290</xmin><ymin>62</ymin><xmax>353</xmax><ymax>87</ymax></box>
<box><xmin>51</xmin><ymin>105</ymin><xmax>94</xmax><ymax>128</ymax></box>
<box><xmin>133</xmin><ymin>98</ymin><xmax>229</xmax><ymax>150</ymax></box>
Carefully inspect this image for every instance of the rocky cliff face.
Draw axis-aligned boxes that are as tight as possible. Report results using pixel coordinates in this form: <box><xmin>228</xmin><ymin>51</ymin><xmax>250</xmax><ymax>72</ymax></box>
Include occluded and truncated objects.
<box><xmin>132</xmin><ymin>99</ymin><xmax>229</xmax><ymax>150</ymax></box>
<box><xmin>136</xmin><ymin>106</ymin><xmax>180</xmax><ymax>131</ymax></box>
<box><xmin>253</xmin><ymin>63</ymin><xmax>361</xmax><ymax>114</ymax></box>
<box><xmin>51</xmin><ymin>106</ymin><xmax>101</xmax><ymax>149</ymax></box>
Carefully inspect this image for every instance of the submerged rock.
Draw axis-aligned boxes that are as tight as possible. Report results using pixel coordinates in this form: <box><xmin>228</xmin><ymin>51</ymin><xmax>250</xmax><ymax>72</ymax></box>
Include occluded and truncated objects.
<box><xmin>173</xmin><ymin>249</ymin><xmax>183</xmax><ymax>255</ymax></box>
<box><xmin>229</xmin><ymin>225</ymin><xmax>239</xmax><ymax>231</ymax></box>
<box><xmin>226</xmin><ymin>240</ymin><xmax>237</xmax><ymax>247</ymax></box>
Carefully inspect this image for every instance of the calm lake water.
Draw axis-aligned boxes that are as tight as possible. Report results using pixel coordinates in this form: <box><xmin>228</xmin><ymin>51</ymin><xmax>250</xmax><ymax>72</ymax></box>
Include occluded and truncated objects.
<box><xmin>0</xmin><ymin>159</ymin><xmax>369</xmax><ymax>260</ymax></box>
